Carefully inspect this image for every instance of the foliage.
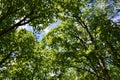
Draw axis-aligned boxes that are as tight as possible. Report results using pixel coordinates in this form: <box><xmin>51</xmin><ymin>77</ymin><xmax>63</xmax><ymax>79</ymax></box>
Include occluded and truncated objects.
<box><xmin>0</xmin><ymin>0</ymin><xmax>120</xmax><ymax>80</ymax></box>
<box><xmin>39</xmin><ymin>0</ymin><xmax>120</xmax><ymax>80</ymax></box>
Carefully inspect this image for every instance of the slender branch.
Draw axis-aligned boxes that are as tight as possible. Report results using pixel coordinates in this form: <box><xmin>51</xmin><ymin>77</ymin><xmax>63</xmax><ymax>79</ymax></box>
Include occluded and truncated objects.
<box><xmin>0</xmin><ymin>11</ymin><xmax>34</xmax><ymax>37</ymax></box>
<box><xmin>69</xmin><ymin>32</ymin><xmax>88</xmax><ymax>50</ymax></box>
<box><xmin>75</xmin><ymin>35</ymin><xmax>88</xmax><ymax>50</ymax></box>
<box><xmin>76</xmin><ymin>16</ymin><xmax>94</xmax><ymax>42</ymax></box>
<box><xmin>20</xmin><ymin>15</ymin><xmax>39</xmax><ymax>26</ymax></box>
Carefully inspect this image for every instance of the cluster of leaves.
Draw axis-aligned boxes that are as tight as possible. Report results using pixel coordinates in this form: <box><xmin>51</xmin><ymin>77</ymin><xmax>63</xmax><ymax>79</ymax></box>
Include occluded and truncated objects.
<box><xmin>0</xmin><ymin>0</ymin><xmax>59</xmax><ymax>79</ymax></box>
<box><xmin>39</xmin><ymin>0</ymin><xmax>120</xmax><ymax>80</ymax></box>
<box><xmin>0</xmin><ymin>0</ymin><xmax>120</xmax><ymax>80</ymax></box>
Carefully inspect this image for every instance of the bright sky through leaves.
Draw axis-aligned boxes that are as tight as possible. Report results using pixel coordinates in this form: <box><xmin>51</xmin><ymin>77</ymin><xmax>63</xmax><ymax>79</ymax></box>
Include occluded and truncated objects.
<box><xmin>0</xmin><ymin>0</ymin><xmax>120</xmax><ymax>79</ymax></box>
<box><xmin>34</xmin><ymin>20</ymin><xmax>61</xmax><ymax>40</ymax></box>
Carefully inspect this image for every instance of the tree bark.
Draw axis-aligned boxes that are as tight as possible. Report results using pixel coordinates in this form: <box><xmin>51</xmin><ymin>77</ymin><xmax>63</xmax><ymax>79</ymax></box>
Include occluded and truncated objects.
<box><xmin>98</xmin><ymin>56</ymin><xmax>110</xmax><ymax>80</ymax></box>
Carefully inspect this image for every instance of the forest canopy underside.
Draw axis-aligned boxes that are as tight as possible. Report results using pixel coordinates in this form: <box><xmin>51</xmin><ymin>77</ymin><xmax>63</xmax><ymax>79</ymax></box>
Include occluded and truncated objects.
<box><xmin>0</xmin><ymin>0</ymin><xmax>120</xmax><ymax>80</ymax></box>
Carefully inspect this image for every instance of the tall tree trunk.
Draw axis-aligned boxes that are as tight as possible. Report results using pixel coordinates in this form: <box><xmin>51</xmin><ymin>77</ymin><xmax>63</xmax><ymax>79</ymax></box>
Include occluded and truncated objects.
<box><xmin>98</xmin><ymin>56</ymin><xmax>110</xmax><ymax>80</ymax></box>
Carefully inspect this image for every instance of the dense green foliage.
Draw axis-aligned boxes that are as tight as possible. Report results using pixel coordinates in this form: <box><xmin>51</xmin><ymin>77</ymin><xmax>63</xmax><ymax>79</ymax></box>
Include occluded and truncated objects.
<box><xmin>0</xmin><ymin>0</ymin><xmax>120</xmax><ymax>80</ymax></box>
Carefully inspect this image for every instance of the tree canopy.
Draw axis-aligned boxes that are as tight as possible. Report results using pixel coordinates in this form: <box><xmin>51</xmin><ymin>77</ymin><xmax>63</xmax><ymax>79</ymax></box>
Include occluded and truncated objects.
<box><xmin>0</xmin><ymin>0</ymin><xmax>120</xmax><ymax>80</ymax></box>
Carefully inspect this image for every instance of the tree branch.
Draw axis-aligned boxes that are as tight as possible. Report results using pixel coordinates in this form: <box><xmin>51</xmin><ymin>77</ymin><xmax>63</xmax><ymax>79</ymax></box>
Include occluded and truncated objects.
<box><xmin>75</xmin><ymin>35</ymin><xmax>88</xmax><ymax>50</ymax></box>
<box><xmin>69</xmin><ymin>32</ymin><xmax>88</xmax><ymax>50</ymax></box>
<box><xmin>70</xmin><ymin>65</ymin><xmax>105</xmax><ymax>80</ymax></box>
<box><xmin>98</xmin><ymin>56</ymin><xmax>110</xmax><ymax>80</ymax></box>
<box><xmin>76</xmin><ymin>16</ymin><xmax>94</xmax><ymax>42</ymax></box>
<box><xmin>20</xmin><ymin>15</ymin><xmax>39</xmax><ymax>26</ymax></box>
<box><xmin>0</xmin><ymin>11</ymin><xmax>34</xmax><ymax>37</ymax></box>
<box><xmin>86</xmin><ymin>56</ymin><xmax>102</xmax><ymax>80</ymax></box>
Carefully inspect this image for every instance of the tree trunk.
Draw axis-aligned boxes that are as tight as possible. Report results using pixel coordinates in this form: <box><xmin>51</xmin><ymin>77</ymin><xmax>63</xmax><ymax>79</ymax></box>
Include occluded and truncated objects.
<box><xmin>98</xmin><ymin>56</ymin><xmax>110</xmax><ymax>80</ymax></box>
